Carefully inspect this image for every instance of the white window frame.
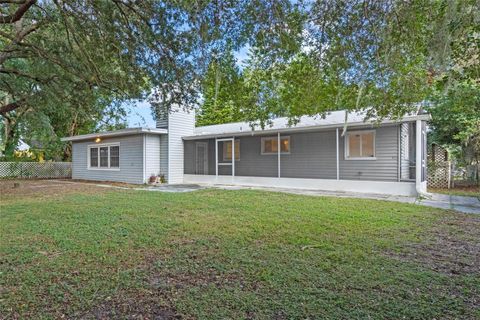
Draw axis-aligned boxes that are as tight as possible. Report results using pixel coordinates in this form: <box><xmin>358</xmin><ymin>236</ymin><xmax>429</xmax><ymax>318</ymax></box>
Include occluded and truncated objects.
<box><xmin>345</xmin><ymin>130</ymin><xmax>376</xmax><ymax>160</ymax></box>
<box><xmin>261</xmin><ymin>136</ymin><xmax>290</xmax><ymax>155</ymax></box>
<box><xmin>222</xmin><ymin>139</ymin><xmax>240</xmax><ymax>162</ymax></box>
<box><xmin>87</xmin><ymin>142</ymin><xmax>121</xmax><ymax>170</ymax></box>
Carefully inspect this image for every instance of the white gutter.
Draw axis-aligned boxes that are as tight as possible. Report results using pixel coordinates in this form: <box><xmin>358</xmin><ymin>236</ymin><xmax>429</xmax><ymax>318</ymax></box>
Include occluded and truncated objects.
<box><xmin>61</xmin><ymin>127</ymin><xmax>168</xmax><ymax>142</ymax></box>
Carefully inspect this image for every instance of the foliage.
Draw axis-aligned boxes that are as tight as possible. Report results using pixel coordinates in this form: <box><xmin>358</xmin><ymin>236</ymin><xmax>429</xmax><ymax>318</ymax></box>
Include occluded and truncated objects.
<box><xmin>196</xmin><ymin>50</ymin><xmax>245</xmax><ymax>126</ymax></box>
<box><xmin>1</xmin><ymin>0</ymin><xmax>303</xmax><ymax>159</ymax></box>
<box><xmin>199</xmin><ymin>0</ymin><xmax>479</xmax><ymax>128</ymax></box>
<box><xmin>427</xmin><ymin>6</ymin><xmax>479</xmax><ymax>165</ymax></box>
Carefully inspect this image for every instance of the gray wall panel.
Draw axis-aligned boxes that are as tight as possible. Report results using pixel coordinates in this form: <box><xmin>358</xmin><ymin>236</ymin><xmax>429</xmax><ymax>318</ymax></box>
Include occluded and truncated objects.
<box><xmin>72</xmin><ymin>134</ymin><xmax>144</xmax><ymax>184</ymax></box>
<box><xmin>184</xmin><ymin>125</ymin><xmax>400</xmax><ymax>182</ymax></box>
<box><xmin>339</xmin><ymin>125</ymin><xmax>399</xmax><ymax>181</ymax></box>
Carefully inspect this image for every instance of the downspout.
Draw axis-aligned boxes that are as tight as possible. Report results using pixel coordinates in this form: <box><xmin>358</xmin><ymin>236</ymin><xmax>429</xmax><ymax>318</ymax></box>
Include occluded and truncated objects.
<box><xmin>143</xmin><ymin>134</ymin><xmax>146</xmax><ymax>184</ymax></box>
<box><xmin>336</xmin><ymin>128</ymin><xmax>339</xmax><ymax>180</ymax></box>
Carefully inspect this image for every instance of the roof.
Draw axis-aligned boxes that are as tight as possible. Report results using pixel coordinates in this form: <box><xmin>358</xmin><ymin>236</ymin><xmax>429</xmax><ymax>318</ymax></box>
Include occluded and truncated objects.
<box><xmin>183</xmin><ymin>109</ymin><xmax>430</xmax><ymax>140</ymax></box>
<box><xmin>61</xmin><ymin>127</ymin><xmax>167</xmax><ymax>142</ymax></box>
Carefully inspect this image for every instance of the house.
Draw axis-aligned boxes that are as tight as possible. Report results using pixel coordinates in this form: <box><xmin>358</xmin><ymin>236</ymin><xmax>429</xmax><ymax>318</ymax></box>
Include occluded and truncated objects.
<box><xmin>61</xmin><ymin>108</ymin><xmax>429</xmax><ymax>196</ymax></box>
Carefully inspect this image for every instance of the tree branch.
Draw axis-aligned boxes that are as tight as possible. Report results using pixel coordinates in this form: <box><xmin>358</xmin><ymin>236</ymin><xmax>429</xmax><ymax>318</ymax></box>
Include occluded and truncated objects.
<box><xmin>0</xmin><ymin>0</ymin><xmax>36</xmax><ymax>24</ymax></box>
<box><xmin>0</xmin><ymin>98</ymin><xmax>25</xmax><ymax>115</ymax></box>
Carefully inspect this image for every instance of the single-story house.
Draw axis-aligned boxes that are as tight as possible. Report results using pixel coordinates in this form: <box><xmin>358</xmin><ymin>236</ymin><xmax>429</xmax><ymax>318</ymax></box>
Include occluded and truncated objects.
<box><xmin>61</xmin><ymin>108</ymin><xmax>429</xmax><ymax>196</ymax></box>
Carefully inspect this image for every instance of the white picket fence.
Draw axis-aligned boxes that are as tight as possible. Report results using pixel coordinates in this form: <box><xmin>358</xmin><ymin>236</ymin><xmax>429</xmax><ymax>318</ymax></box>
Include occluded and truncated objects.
<box><xmin>0</xmin><ymin>162</ymin><xmax>72</xmax><ymax>179</ymax></box>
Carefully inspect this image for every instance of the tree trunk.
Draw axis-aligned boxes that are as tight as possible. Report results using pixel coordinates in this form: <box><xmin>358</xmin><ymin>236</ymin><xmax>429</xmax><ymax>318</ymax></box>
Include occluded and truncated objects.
<box><xmin>2</xmin><ymin>116</ymin><xmax>18</xmax><ymax>159</ymax></box>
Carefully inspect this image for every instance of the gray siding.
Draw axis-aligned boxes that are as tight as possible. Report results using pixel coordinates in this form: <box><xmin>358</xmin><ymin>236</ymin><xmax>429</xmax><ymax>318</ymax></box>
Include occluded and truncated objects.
<box><xmin>232</xmin><ymin>136</ymin><xmax>278</xmax><ymax>177</ymax></box>
<box><xmin>281</xmin><ymin>131</ymin><xmax>337</xmax><ymax>179</ymax></box>
<box><xmin>184</xmin><ymin>125</ymin><xmax>401</xmax><ymax>182</ymax></box>
<box><xmin>72</xmin><ymin>135</ymin><xmax>144</xmax><ymax>184</ymax></box>
<box><xmin>145</xmin><ymin>134</ymin><xmax>161</xmax><ymax>178</ymax></box>
<box><xmin>339</xmin><ymin>125</ymin><xmax>399</xmax><ymax>181</ymax></box>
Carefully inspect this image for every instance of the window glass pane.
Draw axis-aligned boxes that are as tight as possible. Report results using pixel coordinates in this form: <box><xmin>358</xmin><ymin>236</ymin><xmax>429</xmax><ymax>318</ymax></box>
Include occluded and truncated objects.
<box><xmin>263</xmin><ymin>139</ymin><xmax>272</xmax><ymax>153</ymax></box>
<box><xmin>362</xmin><ymin>133</ymin><xmax>374</xmax><ymax>157</ymax></box>
<box><xmin>100</xmin><ymin>147</ymin><xmax>109</xmax><ymax>167</ymax></box>
<box><xmin>263</xmin><ymin>138</ymin><xmax>279</xmax><ymax>153</ymax></box>
<box><xmin>348</xmin><ymin>134</ymin><xmax>361</xmax><ymax>157</ymax></box>
<box><xmin>90</xmin><ymin>147</ymin><xmax>98</xmax><ymax>167</ymax></box>
<box><xmin>110</xmin><ymin>146</ymin><xmax>119</xmax><ymax>167</ymax></box>
<box><xmin>281</xmin><ymin>137</ymin><xmax>290</xmax><ymax>152</ymax></box>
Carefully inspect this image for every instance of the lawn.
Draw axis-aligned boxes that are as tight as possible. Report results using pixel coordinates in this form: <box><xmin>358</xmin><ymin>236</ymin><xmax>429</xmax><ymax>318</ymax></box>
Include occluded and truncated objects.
<box><xmin>1</xmin><ymin>180</ymin><xmax>479</xmax><ymax>319</ymax></box>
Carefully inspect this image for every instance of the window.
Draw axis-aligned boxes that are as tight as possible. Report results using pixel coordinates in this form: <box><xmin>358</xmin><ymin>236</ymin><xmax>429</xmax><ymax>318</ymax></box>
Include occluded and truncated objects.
<box><xmin>110</xmin><ymin>146</ymin><xmax>119</xmax><ymax>168</ymax></box>
<box><xmin>88</xmin><ymin>143</ymin><xmax>120</xmax><ymax>169</ymax></box>
<box><xmin>261</xmin><ymin>136</ymin><xmax>290</xmax><ymax>155</ymax></box>
<box><xmin>99</xmin><ymin>147</ymin><xmax>109</xmax><ymax>167</ymax></box>
<box><xmin>90</xmin><ymin>147</ymin><xmax>99</xmax><ymax>167</ymax></box>
<box><xmin>223</xmin><ymin>140</ymin><xmax>240</xmax><ymax>161</ymax></box>
<box><xmin>345</xmin><ymin>131</ymin><xmax>375</xmax><ymax>159</ymax></box>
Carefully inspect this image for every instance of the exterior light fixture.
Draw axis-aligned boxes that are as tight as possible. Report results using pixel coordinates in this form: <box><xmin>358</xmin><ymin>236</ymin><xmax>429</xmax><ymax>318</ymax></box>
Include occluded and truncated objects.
<box><xmin>95</xmin><ymin>137</ymin><xmax>101</xmax><ymax>143</ymax></box>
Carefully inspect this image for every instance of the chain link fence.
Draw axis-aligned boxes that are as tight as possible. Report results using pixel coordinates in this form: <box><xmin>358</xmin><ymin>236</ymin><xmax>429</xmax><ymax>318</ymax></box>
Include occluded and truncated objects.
<box><xmin>0</xmin><ymin>162</ymin><xmax>72</xmax><ymax>179</ymax></box>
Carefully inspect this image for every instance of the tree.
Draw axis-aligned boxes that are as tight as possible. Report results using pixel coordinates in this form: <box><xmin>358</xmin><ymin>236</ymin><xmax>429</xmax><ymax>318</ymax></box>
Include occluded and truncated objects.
<box><xmin>427</xmin><ymin>14</ymin><xmax>479</xmax><ymax>168</ymax></box>
<box><xmin>1</xmin><ymin>0</ymin><xmax>303</xmax><ymax>159</ymax></box>
<box><xmin>196</xmin><ymin>50</ymin><xmax>245</xmax><ymax>126</ymax></box>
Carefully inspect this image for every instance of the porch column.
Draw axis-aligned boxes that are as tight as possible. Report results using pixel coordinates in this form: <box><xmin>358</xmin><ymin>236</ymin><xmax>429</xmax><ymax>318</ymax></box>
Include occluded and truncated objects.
<box><xmin>336</xmin><ymin>128</ymin><xmax>340</xmax><ymax>180</ymax></box>
<box><xmin>277</xmin><ymin>132</ymin><xmax>281</xmax><ymax>178</ymax></box>
<box><xmin>415</xmin><ymin>120</ymin><xmax>422</xmax><ymax>193</ymax></box>
<box><xmin>232</xmin><ymin>137</ymin><xmax>235</xmax><ymax>177</ymax></box>
<box><xmin>215</xmin><ymin>137</ymin><xmax>218</xmax><ymax>177</ymax></box>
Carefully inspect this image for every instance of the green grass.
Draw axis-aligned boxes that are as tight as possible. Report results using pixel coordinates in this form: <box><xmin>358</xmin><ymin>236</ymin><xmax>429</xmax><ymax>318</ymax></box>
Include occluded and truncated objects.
<box><xmin>1</xmin><ymin>188</ymin><xmax>479</xmax><ymax>319</ymax></box>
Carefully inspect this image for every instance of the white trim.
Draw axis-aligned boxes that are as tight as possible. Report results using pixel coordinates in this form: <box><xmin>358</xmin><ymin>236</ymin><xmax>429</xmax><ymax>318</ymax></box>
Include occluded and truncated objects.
<box><xmin>215</xmin><ymin>138</ymin><xmax>218</xmax><ymax>176</ymax></box>
<box><xmin>415</xmin><ymin>120</ymin><xmax>425</xmax><ymax>194</ymax></box>
<box><xmin>397</xmin><ymin>125</ymin><xmax>401</xmax><ymax>182</ymax></box>
<box><xmin>62</xmin><ymin>127</ymin><xmax>167</xmax><ymax>142</ymax></box>
<box><xmin>184</xmin><ymin>174</ymin><xmax>418</xmax><ymax>196</ymax></box>
<box><xmin>87</xmin><ymin>142</ymin><xmax>120</xmax><ymax>170</ymax></box>
<box><xmin>336</xmin><ymin>128</ymin><xmax>339</xmax><ymax>180</ymax></box>
<box><xmin>215</xmin><ymin>137</ymin><xmax>236</xmax><ymax>178</ymax></box>
<box><xmin>232</xmin><ymin>138</ymin><xmax>235</xmax><ymax>176</ymax></box>
<box><xmin>143</xmin><ymin>134</ymin><xmax>146</xmax><ymax>183</ymax></box>
<box><xmin>344</xmin><ymin>130</ymin><xmax>376</xmax><ymax>160</ymax></box>
<box><xmin>277</xmin><ymin>132</ymin><xmax>281</xmax><ymax>178</ymax></box>
<box><xmin>261</xmin><ymin>136</ymin><xmax>291</xmax><ymax>155</ymax></box>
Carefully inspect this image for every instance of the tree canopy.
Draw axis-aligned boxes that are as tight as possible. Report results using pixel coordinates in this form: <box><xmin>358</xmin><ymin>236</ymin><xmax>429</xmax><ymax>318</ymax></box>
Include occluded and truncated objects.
<box><xmin>1</xmin><ymin>0</ymin><xmax>479</xmax><ymax>163</ymax></box>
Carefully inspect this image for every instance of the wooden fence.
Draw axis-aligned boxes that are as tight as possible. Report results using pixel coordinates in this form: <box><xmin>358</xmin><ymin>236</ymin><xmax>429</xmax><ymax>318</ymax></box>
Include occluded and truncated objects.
<box><xmin>0</xmin><ymin>162</ymin><xmax>72</xmax><ymax>179</ymax></box>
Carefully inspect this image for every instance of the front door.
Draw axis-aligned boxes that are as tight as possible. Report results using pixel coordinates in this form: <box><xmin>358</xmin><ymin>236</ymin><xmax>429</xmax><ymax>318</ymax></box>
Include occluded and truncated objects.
<box><xmin>195</xmin><ymin>142</ymin><xmax>208</xmax><ymax>175</ymax></box>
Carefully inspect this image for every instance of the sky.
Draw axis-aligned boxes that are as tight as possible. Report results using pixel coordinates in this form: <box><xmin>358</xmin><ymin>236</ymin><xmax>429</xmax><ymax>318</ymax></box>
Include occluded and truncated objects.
<box><xmin>125</xmin><ymin>46</ymin><xmax>250</xmax><ymax>128</ymax></box>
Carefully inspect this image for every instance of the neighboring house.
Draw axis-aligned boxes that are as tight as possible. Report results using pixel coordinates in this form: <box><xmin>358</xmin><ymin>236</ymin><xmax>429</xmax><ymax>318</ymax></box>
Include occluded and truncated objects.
<box><xmin>61</xmin><ymin>108</ymin><xmax>429</xmax><ymax>196</ymax></box>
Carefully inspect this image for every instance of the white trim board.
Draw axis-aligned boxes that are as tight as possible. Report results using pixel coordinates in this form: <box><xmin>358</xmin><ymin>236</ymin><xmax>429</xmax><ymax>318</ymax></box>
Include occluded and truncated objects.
<box><xmin>183</xmin><ymin>174</ymin><xmax>418</xmax><ymax>196</ymax></box>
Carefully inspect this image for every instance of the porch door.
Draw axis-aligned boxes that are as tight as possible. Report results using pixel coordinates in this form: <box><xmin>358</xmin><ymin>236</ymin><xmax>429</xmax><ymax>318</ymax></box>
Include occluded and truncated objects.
<box><xmin>195</xmin><ymin>142</ymin><xmax>208</xmax><ymax>175</ymax></box>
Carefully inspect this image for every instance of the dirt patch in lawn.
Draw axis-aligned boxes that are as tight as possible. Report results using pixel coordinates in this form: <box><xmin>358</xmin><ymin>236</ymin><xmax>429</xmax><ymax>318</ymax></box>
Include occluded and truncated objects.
<box><xmin>0</xmin><ymin>179</ymin><xmax>109</xmax><ymax>200</ymax></box>
<box><xmin>78</xmin><ymin>289</ymin><xmax>180</xmax><ymax>320</ymax></box>
<box><xmin>387</xmin><ymin>213</ymin><xmax>480</xmax><ymax>275</ymax></box>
